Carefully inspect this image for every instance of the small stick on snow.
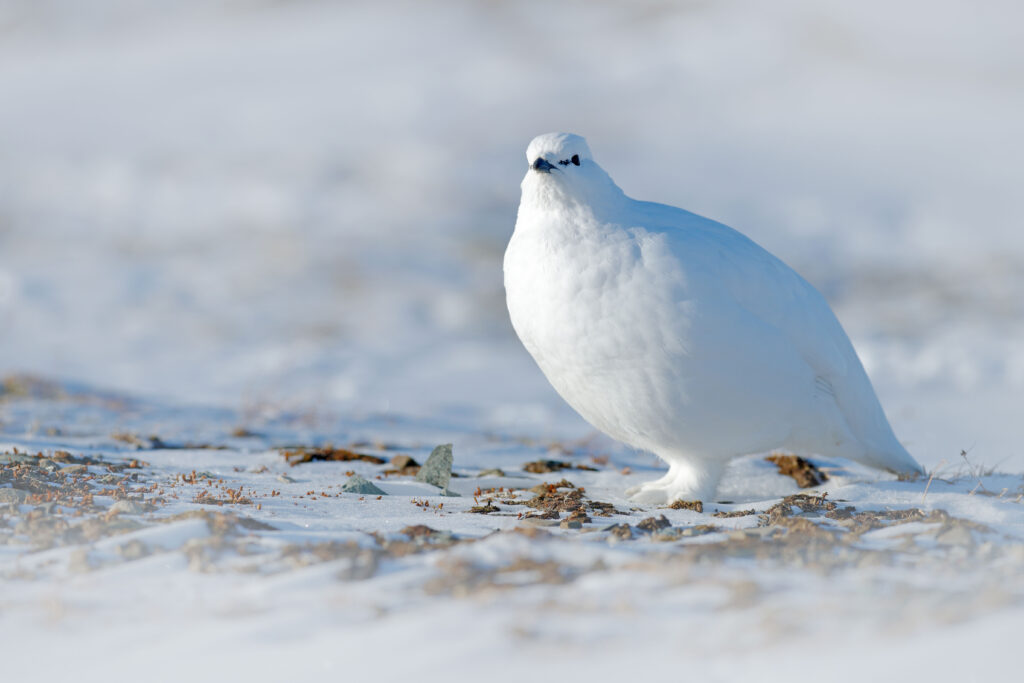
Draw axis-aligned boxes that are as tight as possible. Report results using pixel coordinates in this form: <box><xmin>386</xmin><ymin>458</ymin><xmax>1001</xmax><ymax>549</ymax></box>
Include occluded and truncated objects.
<box><xmin>921</xmin><ymin>460</ymin><xmax>945</xmax><ymax>504</ymax></box>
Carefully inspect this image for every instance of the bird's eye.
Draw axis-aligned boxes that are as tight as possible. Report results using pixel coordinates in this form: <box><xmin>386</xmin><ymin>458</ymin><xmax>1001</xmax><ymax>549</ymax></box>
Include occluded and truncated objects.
<box><xmin>571</xmin><ymin>154</ymin><xmax>580</xmax><ymax>166</ymax></box>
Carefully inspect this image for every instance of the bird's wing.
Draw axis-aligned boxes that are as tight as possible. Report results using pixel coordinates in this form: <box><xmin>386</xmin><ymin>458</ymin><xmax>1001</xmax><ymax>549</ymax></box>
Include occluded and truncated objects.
<box><xmin>630</xmin><ymin>200</ymin><xmax>905</xmax><ymax>458</ymax></box>
<box><xmin>631</xmin><ymin>200</ymin><xmax>850</xmax><ymax>376</ymax></box>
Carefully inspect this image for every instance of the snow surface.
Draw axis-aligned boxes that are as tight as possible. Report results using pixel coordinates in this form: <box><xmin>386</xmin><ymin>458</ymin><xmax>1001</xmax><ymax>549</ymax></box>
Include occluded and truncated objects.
<box><xmin>2</xmin><ymin>387</ymin><xmax>1024</xmax><ymax>682</ymax></box>
<box><xmin>2</xmin><ymin>0</ymin><xmax>1023</xmax><ymax>680</ymax></box>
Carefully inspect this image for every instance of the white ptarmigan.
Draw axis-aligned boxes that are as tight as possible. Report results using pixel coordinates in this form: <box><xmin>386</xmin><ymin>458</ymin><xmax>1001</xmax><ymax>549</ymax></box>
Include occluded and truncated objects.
<box><xmin>504</xmin><ymin>133</ymin><xmax>923</xmax><ymax>503</ymax></box>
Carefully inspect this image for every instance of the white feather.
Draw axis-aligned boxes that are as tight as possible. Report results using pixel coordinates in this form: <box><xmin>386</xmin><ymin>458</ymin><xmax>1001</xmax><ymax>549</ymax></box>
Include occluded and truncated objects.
<box><xmin>504</xmin><ymin>132</ymin><xmax>922</xmax><ymax>503</ymax></box>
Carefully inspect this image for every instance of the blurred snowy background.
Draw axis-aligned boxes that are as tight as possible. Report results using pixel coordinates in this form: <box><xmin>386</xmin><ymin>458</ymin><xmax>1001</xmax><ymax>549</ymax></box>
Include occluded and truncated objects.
<box><xmin>2</xmin><ymin>0</ymin><xmax>1023</xmax><ymax>469</ymax></box>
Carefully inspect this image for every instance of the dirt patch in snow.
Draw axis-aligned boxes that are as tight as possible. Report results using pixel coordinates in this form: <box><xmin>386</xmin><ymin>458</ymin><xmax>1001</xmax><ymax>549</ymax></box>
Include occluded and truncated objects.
<box><xmin>281</xmin><ymin>446</ymin><xmax>386</xmax><ymax>466</ymax></box>
<box><xmin>512</xmin><ymin>479</ymin><xmax>621</xmax><ymax>520</ymax></box>
<box><xmin>765</xmin><ymin>454</ymin><xmax>828</xmax><ymax>487</ymax></box>
<box><xmin>522</xmin><ymin>459</ymin><xmax>597</xmax><ymax>473</ymax></box>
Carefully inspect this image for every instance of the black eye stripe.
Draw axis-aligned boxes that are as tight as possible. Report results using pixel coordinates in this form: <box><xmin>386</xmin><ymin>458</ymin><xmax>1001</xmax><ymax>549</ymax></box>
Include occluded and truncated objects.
<box><xmin>557</xmin><ymin>154</ymin><xmax>582</xmax><ymax>167</ymax></box>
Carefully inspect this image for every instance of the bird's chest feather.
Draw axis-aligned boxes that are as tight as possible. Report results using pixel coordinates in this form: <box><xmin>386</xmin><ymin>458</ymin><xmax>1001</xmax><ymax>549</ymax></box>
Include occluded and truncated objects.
<box><xmin>504</xmin><ymin>220</ymin><xmax>689</xmax><ymax>378</ymax></box>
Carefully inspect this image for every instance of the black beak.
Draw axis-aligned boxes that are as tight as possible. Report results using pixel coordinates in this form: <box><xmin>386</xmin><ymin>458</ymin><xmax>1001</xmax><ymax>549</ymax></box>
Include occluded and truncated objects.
<box><xmin>531</xmin><ymin>157</ymin><xmax>556</xmax><ymax>173</ymax></box>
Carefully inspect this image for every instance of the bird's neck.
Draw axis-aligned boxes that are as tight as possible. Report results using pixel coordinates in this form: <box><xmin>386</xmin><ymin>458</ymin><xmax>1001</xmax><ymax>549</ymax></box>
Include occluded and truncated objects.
<box><xmin>519</xmin><ymin>166</ymin><xmax>627</xmax><ymax>223</ymax></box>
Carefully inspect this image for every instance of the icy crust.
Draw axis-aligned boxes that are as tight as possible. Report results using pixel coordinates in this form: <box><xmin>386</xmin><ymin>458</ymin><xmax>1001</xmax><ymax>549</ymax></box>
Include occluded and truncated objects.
<box><xmin>2</xmin><ymin>387</ymin><xmax>1024</xmax><ymax>680</ymax></box>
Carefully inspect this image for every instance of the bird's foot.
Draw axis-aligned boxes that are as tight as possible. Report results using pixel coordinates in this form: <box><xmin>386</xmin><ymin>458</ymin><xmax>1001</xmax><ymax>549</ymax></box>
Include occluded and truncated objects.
<box><xmin>625</xmin><ymin>480</ymin><xmax>674</xmax><ymax>505</ymax></box>
<box><xmin>625</xmin><ymin>461</ymin><xmax>724</xmax><ymax>506</ymax></box>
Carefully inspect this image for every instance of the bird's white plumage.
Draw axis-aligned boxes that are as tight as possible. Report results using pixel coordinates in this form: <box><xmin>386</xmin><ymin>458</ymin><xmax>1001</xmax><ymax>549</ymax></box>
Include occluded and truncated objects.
<box><xmin>504</xmin><ymin>132</ymin><xmax>922</xmax><ymax>503</ymax></box>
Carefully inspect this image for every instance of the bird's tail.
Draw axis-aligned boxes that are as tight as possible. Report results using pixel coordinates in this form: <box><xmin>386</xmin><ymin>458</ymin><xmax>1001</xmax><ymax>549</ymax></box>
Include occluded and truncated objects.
<box><xmin>858</xmin><ymin>439</ymin><xmax>924</xmax><ymax>476</ymax></box>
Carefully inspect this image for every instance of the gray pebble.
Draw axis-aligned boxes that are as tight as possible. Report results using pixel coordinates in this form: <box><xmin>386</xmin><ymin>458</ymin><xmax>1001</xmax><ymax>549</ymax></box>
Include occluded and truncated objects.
<box><xmin>341</xmin><ymin>475</ymin><xmax>386</xmax><ymax>496</ymax></box>
<box><xmin>415</xmin><ymin>443</ymin><xmax>454</xmax><ymax>490</ymax></box>
<box><xmin>477</xmin><ymin>468</ymin><xmax>506</xmax><ymax>478</ymax></box>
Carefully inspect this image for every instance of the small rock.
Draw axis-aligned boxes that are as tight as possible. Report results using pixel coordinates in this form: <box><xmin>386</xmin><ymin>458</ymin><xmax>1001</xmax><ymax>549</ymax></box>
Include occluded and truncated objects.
<box><xmin>399</xmin><ymin>525</ymin><xmax>454</xmax><ymax>546</ymax></box>
<box><xmin>59</xmin><ymin>464</ymin><xmax>88</xmax><ymax>475</ymax></box>
<box><xmin>560</xmin><ymin>518</ymin><xmax>583</xmax><ymax>529</ymax></box>
<box><xmin>276</xmin><ymin>473</ymin><xmax>295</xmax><ymax>484</ymax></box>
<box><xmin>415</xmin><ymin>443</ymin><xmax>454</xmax><ymax>490</ymax></box>
<box><xmin>340</xmin><ymin>475</ymin><xmax>387</xmax><ymax>495</ymax></box>
<box><xmin>668</xmin><ymin>499</ymin><xmax>703</xmax><ymax>513</ymax></box>
<box><xmin>635</xmin><ymin>515</ymin><xmax>672</xmax><ymax>533</ymax></box>
<box><xmin>0</xmin><ymin>488</ymin><xmax>29</xmax><ymax>504</ymax></box>
<box><xmin>401</xmin><ymin>524</ymin><xmax>440</xmax><ymax>539</ymax></box>
<box><xmin>652</xmin><ymin>528</ymin><xmax>686</xmax><ymax>542</ymax></box>
<box><xmin>604</xmin><ymin>523</ymin><xmax>634</xmax><ymax>541</ymax></box>
<box><xmin>109</xmin><ymin>500</ymin><xmax>153</xmax><ymax>515</ymax></box>
<box><xmin>477</xmin><ymin>468</ymin><xmax>506</xmax><ymax>478</ymax></box>
<box><xmin>566</xmin><ymin>508</ymin><xmax>591</xmax><ymax>524</ymax></box>
<box><xmin>390</xmin><ymin>454</ymin><xmax>419</xmax><ymax>470</ymax></box>
<box><xmin>383</xmin><ymin>454</ymin><xmax>421</xmax><ymax>477</ymax></box>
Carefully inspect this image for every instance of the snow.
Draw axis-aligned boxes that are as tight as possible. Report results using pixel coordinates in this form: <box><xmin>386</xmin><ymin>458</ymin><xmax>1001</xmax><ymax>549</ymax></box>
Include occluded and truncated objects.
<box><xmin>2</xmin><ymin>0</ymin><xmax>1024</xmax><ymax>680</ymax></box>
<box><xmin>3</xmin><ymin>391</ymin><xmax>1024</xmax><ymax>681</ymax></box>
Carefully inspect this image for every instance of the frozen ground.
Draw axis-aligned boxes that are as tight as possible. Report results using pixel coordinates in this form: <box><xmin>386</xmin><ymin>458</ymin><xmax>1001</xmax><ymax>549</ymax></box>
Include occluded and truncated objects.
<box><xmin>2</xmin><ymin>379</ymin><xmax>1024</xmax><ymax>681</ymax></box>
<box><xmin>1</xmin><ymin>0</ymin><xmax>1023</xmax><ymax>680</ymax></box>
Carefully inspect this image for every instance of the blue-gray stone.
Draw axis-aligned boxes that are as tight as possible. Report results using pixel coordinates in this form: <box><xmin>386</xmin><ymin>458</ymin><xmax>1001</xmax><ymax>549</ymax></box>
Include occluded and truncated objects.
<box><xmin>341</xmin><ymin>475</ymin><xmax>386</xmax><ymax>496</ymax></box>
<box><xmin>416</xmin><ymin>443</ymin><xmax>454</xmax><ymax>490</ymax></box>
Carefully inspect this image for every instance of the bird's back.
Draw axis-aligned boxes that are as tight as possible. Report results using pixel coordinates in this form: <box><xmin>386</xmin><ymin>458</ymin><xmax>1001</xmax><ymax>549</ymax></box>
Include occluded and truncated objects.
<box><xmin>620</xmin><ymin>198</ymin><xmax>918</xmax><ymax>472</ymax></box>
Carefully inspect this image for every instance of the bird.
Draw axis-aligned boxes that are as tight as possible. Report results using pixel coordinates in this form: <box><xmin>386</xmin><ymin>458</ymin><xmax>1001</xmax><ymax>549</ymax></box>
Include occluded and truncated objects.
<box><xmin>503</xmin><ymin>132</ymin><xmax>923</xmax><ymax>504</ymax></box>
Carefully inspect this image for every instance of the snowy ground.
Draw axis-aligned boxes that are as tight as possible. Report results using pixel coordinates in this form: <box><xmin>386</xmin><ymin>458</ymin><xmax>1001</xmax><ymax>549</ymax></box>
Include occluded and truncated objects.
<box><xmin>2</xmin><ymin>0</ymin><xmax>1023</xmax><ymax>680</ymax></box>
<box><xmin>3</xmin><ymin>379</ymin><xmax>1024</xmax><ymax>681</ymax></box>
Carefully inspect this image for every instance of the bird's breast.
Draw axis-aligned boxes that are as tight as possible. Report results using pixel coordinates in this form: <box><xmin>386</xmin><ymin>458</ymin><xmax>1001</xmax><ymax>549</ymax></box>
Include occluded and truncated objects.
<box><xmin>504</xmin><ymin>218</ymin><xmax>694</xmax><ymax>438</ymax></box>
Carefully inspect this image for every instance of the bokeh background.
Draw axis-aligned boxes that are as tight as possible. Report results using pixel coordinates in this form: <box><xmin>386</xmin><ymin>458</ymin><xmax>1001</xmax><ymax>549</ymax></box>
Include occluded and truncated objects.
<box><xmin>2</xmin><ymin>0</ymin><xmax>1022</xmax><ymax>468</ymax></box>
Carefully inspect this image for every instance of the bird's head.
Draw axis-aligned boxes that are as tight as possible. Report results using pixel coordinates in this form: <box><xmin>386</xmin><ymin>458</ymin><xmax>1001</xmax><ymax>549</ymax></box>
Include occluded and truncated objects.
<box><xmin>521</xmin><ymin>132</ymin><xmax>622</xmax><ymax>210</ymax></box>
<box><xmin>526</xmin><ymin>132</ymin><xmax>592</xmax><ymax>174</ymax></box>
